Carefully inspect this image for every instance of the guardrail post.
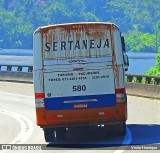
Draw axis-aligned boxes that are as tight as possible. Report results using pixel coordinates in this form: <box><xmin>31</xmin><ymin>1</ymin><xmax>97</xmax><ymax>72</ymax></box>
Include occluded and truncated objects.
<box><xmin>136</xmin><ymin>76</ymin><xmax>142</xmax><ymax>83</ymax></box>
<box><xmin>126</xmin><ymin>75</ymin><xmax>133</xmax><ymax>82</ymax></box>
<box><xmin>154</xmin><ymin>78</ymin><xmax>160</xmax><ymax>85</ymax></box>
<box><xmin>28</xmin><ymin>66</ymin><xmax>33</xmax><ymax>72</ymax></box>
<box><xmin>17</xmin><ymin>66</ymin><xmax>22</xmax><ymax>72</ymax></box>
<box><xmin>7</xmin><ymin>65</ymin><xmax>12</xmax><ymax>71</ymax></box>
<box><xmin>145</xmin><ymin>76</ymin><xmax>151</xmax><ymax>84</ymax></box>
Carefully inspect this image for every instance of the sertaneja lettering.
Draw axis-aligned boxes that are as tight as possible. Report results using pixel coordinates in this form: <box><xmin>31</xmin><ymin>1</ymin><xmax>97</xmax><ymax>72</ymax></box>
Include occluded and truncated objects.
<box><xmin>45</xmin><ymin>39</ymin><xmax>110</xmax><ymax>52</ymax></box>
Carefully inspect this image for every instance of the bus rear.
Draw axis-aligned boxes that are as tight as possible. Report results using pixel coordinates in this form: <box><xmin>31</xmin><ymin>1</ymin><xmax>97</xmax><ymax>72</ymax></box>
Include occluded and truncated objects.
<box><xmin>33</xmin><ymin>22</ymin><xmax>129</xmax><ymax>142</ymax></box>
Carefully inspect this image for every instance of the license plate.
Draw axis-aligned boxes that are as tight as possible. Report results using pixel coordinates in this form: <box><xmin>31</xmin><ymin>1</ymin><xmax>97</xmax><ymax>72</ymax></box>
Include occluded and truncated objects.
<box><xmin>73</xmin><ymin>103</ymin><xmax>88</xmax><ymax>109</ymax></box>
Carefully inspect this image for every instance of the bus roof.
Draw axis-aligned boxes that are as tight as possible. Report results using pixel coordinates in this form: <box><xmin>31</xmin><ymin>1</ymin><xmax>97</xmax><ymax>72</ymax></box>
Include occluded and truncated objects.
<box><xmin>34</xmin><ymin>22</ymin><xmax>119</xmax><ymax>34</ymax></box>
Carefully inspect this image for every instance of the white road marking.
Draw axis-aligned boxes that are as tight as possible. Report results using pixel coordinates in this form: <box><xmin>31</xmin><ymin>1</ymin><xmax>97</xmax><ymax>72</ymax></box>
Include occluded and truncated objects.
<box><xmin>113</xmin><ymin>126</ymin><xmax>132</xmax><ymax>153</ymax></box>
<box><xmin>0</xmin><ymin>92</ymin><xmax>34</xmax><ymax>98</ymax></box>
<box><xmin>0</xmin><ymin>109</ymin><xmax>34</xmax><ymax>152</ymax></box>
<box><xmin>0</xmin><ymin>91</ymin><xmax>132</xmax><ymax>153</ymax></box>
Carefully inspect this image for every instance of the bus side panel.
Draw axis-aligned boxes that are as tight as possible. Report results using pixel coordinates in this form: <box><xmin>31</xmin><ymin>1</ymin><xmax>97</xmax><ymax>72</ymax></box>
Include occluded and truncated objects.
<box><xmin>33</xmin><ymin>31</ymin><xmax>47</xmax><ymax>125</ymax></box>
<box><xmin>33</xmin><ymin>31</ymin><xmax>44</xmax><ymax>94</ymax></box>
<box><xmin>113</xmin><ymin>30</ymin><xmax>125</xmax><ymax>89</ymax></box>
<box><xmin>113</xmin><ymin>30</ymin><xmax>123</xmax><ymax>65</ymax></box>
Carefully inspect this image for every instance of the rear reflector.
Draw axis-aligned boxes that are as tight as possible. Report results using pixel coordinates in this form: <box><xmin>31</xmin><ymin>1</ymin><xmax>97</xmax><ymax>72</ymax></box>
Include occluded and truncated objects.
<box><xmin>57</xmin><ymin>115</ymin><xmax>63</xmax><ymax>118</ymax></box>
<box><xmin>115</xmin><ymin>88</ymin><xmax>126</xmax><ymax>103</ymax></box>
<box><xmin>35</xmin><ymin>93</ymin><xmax>45</xmax><ymax>108</ymax></box>
<box><xmin>116</xmin><ymin>93</ymin><xmax>126</xmax><ymax>103</ymax></box>
<box><xmin>35</xmin><ymin>98</ymin><xmax>44</xmax><ymax>103</ymax></box>
<box><xmin>35</xmin><ymin>93</ymin><xmax>44</xmax><ymax>99</ymax></box>
<box><xmin>99</xmin><ymin>112</ymin><xmax>104</xmax><ymax>115</ymax></box>
<box><xmin>99</xmin><ymin>112</ymin><xmax>112</xmax><ymax>117</ymax></box>
<box><xmin>35</xmin><ymin>102</ymin><xmax>45</xmax><ymax>108</ymax></box>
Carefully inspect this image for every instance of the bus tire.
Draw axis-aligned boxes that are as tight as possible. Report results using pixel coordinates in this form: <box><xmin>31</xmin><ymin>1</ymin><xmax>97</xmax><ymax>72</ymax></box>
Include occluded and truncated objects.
<box><xmin>119</xmin><ymin>121</ymin><xmax>126</xmax><ymax>136</ymax></box>
<box><xmin>44</xmin><ymin>128</ymin><xmax>55</xmax><ymax>142</ymax></box>
<box><xmin>56</xmin><ymin>127</ymin><xmax>66</xmax><ymax>141</ymax></box>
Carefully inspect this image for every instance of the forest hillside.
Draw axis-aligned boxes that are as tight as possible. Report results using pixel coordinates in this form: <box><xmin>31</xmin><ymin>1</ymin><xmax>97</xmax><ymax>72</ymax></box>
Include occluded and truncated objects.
<box><xmin>0</xmin><ymin>0</ymin><xmax>159</xmax><ymax>53</ymax></box>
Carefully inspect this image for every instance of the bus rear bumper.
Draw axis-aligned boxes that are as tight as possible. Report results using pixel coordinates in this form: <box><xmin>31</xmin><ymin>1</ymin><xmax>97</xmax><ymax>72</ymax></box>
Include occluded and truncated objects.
<box><xmin>36</xmin><ymin>103</ymin><xmax>127</xmax><ymax>128</ymax></box>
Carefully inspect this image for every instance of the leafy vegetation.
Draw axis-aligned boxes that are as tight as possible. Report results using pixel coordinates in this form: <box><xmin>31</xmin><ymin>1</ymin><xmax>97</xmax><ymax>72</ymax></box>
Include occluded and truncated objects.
<box><xmin>105</xmin><ymin>0</ymin><xmax>160</xmax><ymax>53</ymax></box>
<box><xmin>0</xmin><ymin>0</ymin><xmax>159</xmax><ymax>52</ymax></box>
<box><xmin>145</xmin><ymin>21</ymin><xmax>160</xmax><ymax>76</ymax></box>
<box><xmin>145</xmin><ymin>47</ymin><xmax>160</xmax><ymax>76</ymax></box>
<box><xmin>0</xmin><ymin>0</ymin><xmax>159</xmax><ymax>75</ymax></box>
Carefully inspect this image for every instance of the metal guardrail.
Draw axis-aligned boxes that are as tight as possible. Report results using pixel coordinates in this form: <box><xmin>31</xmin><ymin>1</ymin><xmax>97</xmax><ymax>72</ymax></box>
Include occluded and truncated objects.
<box><xmin>0</xmin><ymin>65</ymin><xmax>33</xmax><ymax>72</ymax></box>
<box><xmin>126</xmin><ymin>74</ymin><xmax>160</xmax><ymax>85</ymax></box>
<box><xmin>0</xmin><ymin>64</ymin><xmax>160</xmax><ymax>85</ymax></box>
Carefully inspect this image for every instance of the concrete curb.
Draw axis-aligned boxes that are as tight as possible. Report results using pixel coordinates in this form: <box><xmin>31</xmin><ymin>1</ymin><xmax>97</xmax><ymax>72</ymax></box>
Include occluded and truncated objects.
<box><xmin>126</xmin><ymin>82</ymin><xmax>160</xmax><ymax>99</ymax></box>
<box><xmin>0</xmin><ymin>71</ymin><xmax>33</xmax><ymax>83</ymax></box>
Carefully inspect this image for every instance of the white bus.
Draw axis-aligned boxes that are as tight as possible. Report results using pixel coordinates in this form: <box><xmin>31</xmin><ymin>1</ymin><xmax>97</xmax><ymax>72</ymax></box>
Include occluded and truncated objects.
<box><xmin>33</xmin><ymin>22</ymin><xmax>129</xmax><ymax>142</ymax></box>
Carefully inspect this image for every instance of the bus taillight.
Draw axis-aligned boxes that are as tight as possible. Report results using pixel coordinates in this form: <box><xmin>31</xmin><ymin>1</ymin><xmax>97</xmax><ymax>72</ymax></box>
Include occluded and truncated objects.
<box><xmin>35</xmin><ymin>93</ymin><xmax>45</xmax><ymax>108</ymax></box>
<box><xmin>115</xmin><ymin>88</ymin><xmax>126</xmax><ymax>103</ymax></box>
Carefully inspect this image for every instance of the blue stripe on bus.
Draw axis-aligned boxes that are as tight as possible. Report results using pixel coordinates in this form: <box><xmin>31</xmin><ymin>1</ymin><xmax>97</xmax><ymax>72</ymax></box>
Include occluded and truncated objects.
<box><xmin>45</xmin><ymin>94</ymin><xmax>116</xmax><ymax>110</ymax></box>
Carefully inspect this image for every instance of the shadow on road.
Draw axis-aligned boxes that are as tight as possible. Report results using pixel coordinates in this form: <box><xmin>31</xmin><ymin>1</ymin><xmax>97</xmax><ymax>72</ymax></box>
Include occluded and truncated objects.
<box><xmin>128</xmin><ymin>124</ymin><xmax>160</xmax><ymax>145</ymax></box>
<box><xmin>46</xmin><ymin>124</ymin><xmax>160</xmax><ymax>149</ymax></box>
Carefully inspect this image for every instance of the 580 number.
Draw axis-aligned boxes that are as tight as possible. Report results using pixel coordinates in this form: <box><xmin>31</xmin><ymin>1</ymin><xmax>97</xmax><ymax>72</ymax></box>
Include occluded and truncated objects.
<box><xmin>73</xmin><ymin>85</ymin><xmax>86</xmax><ymax>92</ymax></box>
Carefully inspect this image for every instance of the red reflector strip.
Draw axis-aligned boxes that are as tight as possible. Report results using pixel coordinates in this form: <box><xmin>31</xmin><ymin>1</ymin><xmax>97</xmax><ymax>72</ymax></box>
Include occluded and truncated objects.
<box><xmin>104</xmin><ymin>112</ymin><xmax>112</xmax><ymax>117</ymax></box>
<box><xmin>35</xmin><ymin>93</ymin><xmax>44</xmax><ymax>99</ymax></box>
<box><xmin>115</xmin><ymin>88</ymin><xmax>125</xmax><ymax>93</ymax></box>
<box><xmin>48</xmin><ymin>114</ymin><xmax>57</xmax><ymax>120</ymax></box>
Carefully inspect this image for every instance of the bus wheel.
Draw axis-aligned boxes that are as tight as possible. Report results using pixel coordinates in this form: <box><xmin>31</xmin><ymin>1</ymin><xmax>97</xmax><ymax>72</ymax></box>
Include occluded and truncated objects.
<box><xmin>55</xmin><ymin>127</ymin><xmax>66</xmax><ymax>141</ymax></box>
<box><xmin>119</xmin><ymin>121</ymin><xmax>126</xmax><ymax>136</ymax></box>
<box><xmin>43</xmin><ymin>128</ymin><xmax>55</xmax><ymax>142</ymax></box>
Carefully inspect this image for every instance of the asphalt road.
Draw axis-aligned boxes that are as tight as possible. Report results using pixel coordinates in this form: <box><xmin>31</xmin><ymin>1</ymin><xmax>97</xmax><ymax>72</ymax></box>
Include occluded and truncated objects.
<box><xmin>0</xmin><ymin>81</ymin><xmax>160</xmax><ymax>153</ymax></box>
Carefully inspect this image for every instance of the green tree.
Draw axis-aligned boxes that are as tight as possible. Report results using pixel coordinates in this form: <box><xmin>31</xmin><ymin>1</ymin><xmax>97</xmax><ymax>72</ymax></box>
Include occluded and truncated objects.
<box><xmin>105</xmin><ymin>0</ymin><xmax>160</xmax><ymax>33</ymax></box>
<box><xmin>145</xmin><ymin>20</ymin><xmax>160</xmax><ymax>76</ymax></box>
<box><xmin>145</xmin><ymin>47</ymin><xmax>160</xmax><ymax>76</ymax></box>
<box><xmin>125</xmin><ymin>30</ymin><xmax>156</xmax><ymax>52</ymax></box>
<box><xmin>0</xmin><ymin>0</ymin><xmax>160</xmax><ymax>49</ymax></box>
